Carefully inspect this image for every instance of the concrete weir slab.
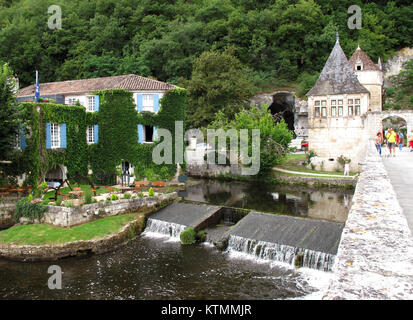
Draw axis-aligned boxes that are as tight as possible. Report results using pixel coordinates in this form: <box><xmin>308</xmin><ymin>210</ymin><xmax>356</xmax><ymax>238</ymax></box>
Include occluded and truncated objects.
<box><xmin>149</xmin><ymin>201</ymin><xmax>222</xmax><ymax>230</ymax></box>
<box><xmin>228</xmin><ymin>211</ymin><xmax>344</xmax><ymax>255</ymax></box>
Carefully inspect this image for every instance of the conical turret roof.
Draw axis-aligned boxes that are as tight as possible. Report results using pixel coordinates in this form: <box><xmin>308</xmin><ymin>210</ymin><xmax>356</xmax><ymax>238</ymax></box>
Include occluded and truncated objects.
<box><xmin>349</xmin><ymin>46</ymin><xmax>380</xmax><ymax>71</ymax></box>
<box><xmin>306</xmin><ymin>38</ymin><xmax>369</xmax><ymax>96</ymax></box>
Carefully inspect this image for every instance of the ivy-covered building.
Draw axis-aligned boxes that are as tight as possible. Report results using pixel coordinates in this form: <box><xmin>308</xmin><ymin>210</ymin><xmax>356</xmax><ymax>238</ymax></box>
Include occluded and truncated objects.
<box><xmin>12</xmin><ymin>74</ymin><xmax>186</xmax><ymax>187</ymax></box>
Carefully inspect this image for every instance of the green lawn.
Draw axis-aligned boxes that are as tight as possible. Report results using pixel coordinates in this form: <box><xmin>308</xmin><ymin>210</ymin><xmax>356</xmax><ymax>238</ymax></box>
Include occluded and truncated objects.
<box><xmin>0</xmin><ymin>213</ymin><xmax>143</xmax><ymax>245</ymax></box>
<box><xmin>277</xmin><ymin>153</ymin><xmax>358</xmax><ymax>177</ymax></box>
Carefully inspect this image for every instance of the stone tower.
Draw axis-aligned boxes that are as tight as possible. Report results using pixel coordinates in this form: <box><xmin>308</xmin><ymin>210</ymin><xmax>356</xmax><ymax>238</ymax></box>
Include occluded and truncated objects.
<box><xmin>349</xmin><ymin>46</ymin><xmax>383</xmax><ymax>112</ymax></box>
<box><xmin>306</xmin><ymin>36</ymin><xmax>370</xmax><ymax>172</ymax></box>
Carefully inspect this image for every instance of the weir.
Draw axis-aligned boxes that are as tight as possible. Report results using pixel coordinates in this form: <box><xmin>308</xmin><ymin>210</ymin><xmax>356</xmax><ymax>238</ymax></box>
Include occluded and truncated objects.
<box><xmin>226</xmin><ymin>211</ymin><xmax>344</xmax><ymax>271</ymax></box>
<box><xmin>143</xmin><ymin>202</ymin><xmax>222</xmax><ymax>238</ymax></box>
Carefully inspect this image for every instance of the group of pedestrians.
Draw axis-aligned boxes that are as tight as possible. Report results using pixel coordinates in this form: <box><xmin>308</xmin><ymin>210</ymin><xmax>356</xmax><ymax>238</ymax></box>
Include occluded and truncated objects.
<box><xmin>375</xmin><ymin>128</ymin><xmax>413</xmax><ymax>157</ymax></box>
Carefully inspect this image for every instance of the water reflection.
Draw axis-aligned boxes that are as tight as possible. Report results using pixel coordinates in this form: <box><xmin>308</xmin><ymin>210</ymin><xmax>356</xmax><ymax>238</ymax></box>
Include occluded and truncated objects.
<box><xmin>182</xmin><ymin>179</ymin><xmax>353</xmax><ymax>223</ymax></box>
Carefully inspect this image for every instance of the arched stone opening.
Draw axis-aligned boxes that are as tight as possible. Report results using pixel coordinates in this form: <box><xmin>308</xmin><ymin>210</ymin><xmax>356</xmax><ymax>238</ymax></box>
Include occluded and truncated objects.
<box><xmin>269</xmin><ymin>92</ymin><xmax>296</xmax><ymax>137</ymax></box>
<box><xmin>381</xmin><ymin>116</ymin><xmax>408</xmax><ymax>143</ymax></box>
<box><xmin>45</xmin><ymin>165</ymin><xmax>66</xmax><ymax>184</ymax></box>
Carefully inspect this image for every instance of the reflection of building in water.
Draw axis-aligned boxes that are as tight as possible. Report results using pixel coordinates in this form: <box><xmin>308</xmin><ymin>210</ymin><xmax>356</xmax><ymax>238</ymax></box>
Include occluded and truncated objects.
<box><xmin>184</xmin><ymin>180</ymin><xmax>352</xmax><ymax>223</ymax></box>
<box><xmin>308</xmin><ymin>192</ymin><xmax>351</xmax><ymax>223</ymax></box>
<box><xmin>344</xmin><ymin>194</ymin><xmax>349</xmax><ymax>208</ymax></box>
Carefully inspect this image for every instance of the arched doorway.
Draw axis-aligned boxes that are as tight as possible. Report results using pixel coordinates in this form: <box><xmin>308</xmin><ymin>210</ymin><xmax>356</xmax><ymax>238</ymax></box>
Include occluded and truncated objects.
<box><xmin>381</xmin><ymin>116</ymin><xmax>408</xmax><ymax>146</ymax></box>
<box><xmin>45</xmin><ymin>165</ymin><xmax>65</xmax><ymax>186</ymax></box>
<box><xmin>269</xmin><ymin>92</ymin><xmax>296</xmax><ymax>137</ymax></box>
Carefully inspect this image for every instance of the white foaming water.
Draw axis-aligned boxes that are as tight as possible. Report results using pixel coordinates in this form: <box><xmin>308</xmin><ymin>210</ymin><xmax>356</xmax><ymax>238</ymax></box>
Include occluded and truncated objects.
<box><xmin>142</xmin><ymin>218</ymin><xmax>187</xmax><ymax>242</ymax></box>
<box><xmin>226</xmin><ymin>235</ymin><xmax>335</xmax><ymax>272</ymax></box>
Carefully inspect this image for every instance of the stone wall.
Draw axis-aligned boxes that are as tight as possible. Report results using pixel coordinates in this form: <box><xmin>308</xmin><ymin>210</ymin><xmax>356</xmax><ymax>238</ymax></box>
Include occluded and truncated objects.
<box><xmin>43</xmin><ymin>192</ymin><xmax>178</xmax><ymax>227</ymax></box>
<box><xmin>322</xmin><ymin>141</ymin><xmax>413</xmax><ymax>299</ymax></box>
<box><xmin>0</xmin><ymin>198</ymin><xmax>18</xmax><ymax>229</ymax></box>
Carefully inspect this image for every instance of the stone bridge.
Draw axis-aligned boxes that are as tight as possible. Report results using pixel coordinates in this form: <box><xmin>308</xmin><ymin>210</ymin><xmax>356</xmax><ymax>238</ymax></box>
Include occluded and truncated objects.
<box><xmin>366</xmin><ymin>110</ymin><xmax>413</xmax><ymax>138</ymax></box>
<box><xmin>323</xmin><ymin>141</ymin><xmax>413</xmax><ymax>299</ymax></box>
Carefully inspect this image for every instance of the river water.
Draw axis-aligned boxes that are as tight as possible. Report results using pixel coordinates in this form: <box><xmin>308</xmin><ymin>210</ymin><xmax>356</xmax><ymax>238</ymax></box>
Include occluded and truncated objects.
<box><xmin>0</xmin><ymin>179</ymin><xmax>351</xmax><ymax>299</ymax></box>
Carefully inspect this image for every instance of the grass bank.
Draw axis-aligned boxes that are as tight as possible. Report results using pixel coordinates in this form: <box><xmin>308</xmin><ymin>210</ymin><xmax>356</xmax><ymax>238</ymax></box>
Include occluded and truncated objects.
<box><xmin>277</xmin><ymin>153</ymin><xmax>358</xmax><ymax>178</ymax></box>
<box><xmin>0</xmin><ymin>213</ymin><xmax>144</xmax><ymax>245</ymax></box>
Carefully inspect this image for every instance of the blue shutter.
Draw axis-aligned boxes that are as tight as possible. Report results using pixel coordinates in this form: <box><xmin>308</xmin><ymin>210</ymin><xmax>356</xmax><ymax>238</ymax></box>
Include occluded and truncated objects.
<box><xmin>153</xmin><ymin>126</ymin><xmax>158</xmax><ymax>141</ymax></box>
<box><xmin>94</xmin><ymin>95</ymin><xmax>99</xmax><ymax>112</ymax></box>
<box><xmin>94</xmin><ymin>124</ymin><xmax>99</xmax><ymax>144</ymax></box>
<box><xmin>46</xmin><ymin>123</ymin><xmax>51</xmax><ymax>149</ymax></box>
<box><xmin>60</xmin><ymin>123</ymin><xmax>67</xmax><ymax>148</ymax></box>
<box><xmin>137</xmin><ymin>94</ymin><xmax>143</xmax><ymax>111</ymax></box>
<box><xmin>153</xmin><ymin>94</ymin><xmax>159</xmax><ymax>112</ymax></box>
<box><xmin>138</xmin><ymin>124</ymin><xmax>143</xmax><ymax>143</ymax></box>
<box><xmin>20</xmin><ymin>127</ymin><xmax>26</xmax><ymax>150</ymax></box>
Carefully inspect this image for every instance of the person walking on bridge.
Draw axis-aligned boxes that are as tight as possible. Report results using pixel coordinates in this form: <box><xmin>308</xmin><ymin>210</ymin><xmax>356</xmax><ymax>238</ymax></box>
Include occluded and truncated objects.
<box><xmin>375</xmin><ymin>132</ymin><xmax>383</xmax><ymax>156</ymax></box>
<box><xmin>398</xmin><ymin>131</ymin><xmax>404</xmax><ymax>151</ymax></box>
<box><xmin>409</xmin><ymin>129</ymin><xmax>413</xmax><ymax>152</ymax></box>
<box><xmin>386</xmin><ymin>128</ymin><xmax>397</xmax><ymax>157</ymax></box>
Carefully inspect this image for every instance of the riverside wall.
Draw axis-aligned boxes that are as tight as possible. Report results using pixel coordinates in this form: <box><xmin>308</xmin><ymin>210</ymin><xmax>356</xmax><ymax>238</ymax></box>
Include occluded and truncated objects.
<box><xmin>323</xmin><ymin>141</ymin><xmax>413</xmax><ymax>299</ymax></box>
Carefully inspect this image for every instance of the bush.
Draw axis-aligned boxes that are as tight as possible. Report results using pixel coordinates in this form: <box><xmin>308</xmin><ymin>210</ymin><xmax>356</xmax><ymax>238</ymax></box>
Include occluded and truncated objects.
<box><xmin>394</xmin><ymin>104</ymin><xmax>402</xmax><ymax>110</ymax></box>
<box><xmin>386</xmin><ymin>87</ymin><xmax>395</xmax><ymax>97</ymax></box>
<box><xmin>124</xmin><ymin>193</ymin><xmax>131</xmax><ymax>199</ymax></box>
<box><xmin>337</xmin><ymin>155</ymin><xmax>351</xmax><ymax>167</ymax></box>
<box><xmin>180</xmin><ymin>227</ymin><xmax>196</xmax><ymax>245</ymax></box>
<box><xmin>159</xmin><ymin>166</ymin><xmax>171</xmax><ymax>180</ymax></box>
<box><xmin>305</xmin><ymin>150</ymin><xmax>317</xmax><ymax>165</ymax></box>
<box><xmin>137</xmin><ymin>192</ymin><xmax>144</xmax><ymax>198</ymax></box>
<box><xmin>148</xmin><ymin>187</ymin><xmax>155</xmax><ymax>197</ymax></box>
<box><xmin>144</xmin><ymin>168</ymin><xmax>156</xmax><ymax>182</ymax></box>
<box><xmin>111</xmin><ymin>193</ymin><xmax>119</xmax><ymax>201</ymax></box>
<box><xmin>64</xmin><ymin>200</ymin><xmax>74</xmax><ymax>207</ymax></box>
<box><xmin>13</xmin><ymin>197</ymin><xmax>48</xmax><ymax>223</ymax></box>
<box><xmin>84</xmin><ymin>189</ymin><xmax>93</xmax><ymax>204</ymax></box>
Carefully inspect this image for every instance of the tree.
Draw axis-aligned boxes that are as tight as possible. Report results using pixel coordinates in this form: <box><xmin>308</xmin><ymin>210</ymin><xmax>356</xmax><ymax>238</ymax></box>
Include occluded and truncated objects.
<box><xmin>210</xmin><ymin>104</ymin><xmax>293</xmax><ymax>175</ymax></box>
<box><xmin>183</xmin><ymin>47</ymin><xmax>256</xmax><ymax>129</ymax></box>
<box><xmin>0</xmin><ymin>63</ymin><xmax>20</xmax><ymax>161</ymax></box>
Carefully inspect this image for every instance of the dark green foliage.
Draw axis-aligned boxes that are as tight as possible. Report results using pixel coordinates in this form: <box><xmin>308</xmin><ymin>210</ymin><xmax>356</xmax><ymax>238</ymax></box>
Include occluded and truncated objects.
<box><xmin>0</xmin><ymin>63</ymin><xmax>20</xmax><ymax>161</ymax></box>
<box><xmin>296</xmin><ymin>72</ymin><xmax>320</xmax><ymax>98</ymax></box>
<box><xmin>84</xmin><ymin>189</ymin><xmax>93</xmax><ymax>204</ymax></box>
<box><xmin>182</xmin><ymin>47</ymin><xmax>256</xmax><ymax>128</ymax></box>
<box><xmin>14</xmin><ymin>197</ymin><xmax>48</xmax><ymax>223</ymax></box>
<box><xmin>1</xmin><ymin>0</ymin><xmax>409</xmax><ymax>90</ymax></box>
<box><xmin>180</xmin><ymin>227</ymin><xmax>196</xmax><ymax>245</ymax></box>
<box><xmin>210</xmin><ymin>105</ymin><xmax>293</xmax><ymax>175</ymax></box>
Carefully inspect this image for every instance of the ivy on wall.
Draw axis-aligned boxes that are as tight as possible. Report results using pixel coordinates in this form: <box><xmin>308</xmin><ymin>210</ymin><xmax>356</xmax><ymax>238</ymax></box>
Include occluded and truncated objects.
<box><xmin>8</xmin><ymin>88</ymin><xmax>186</xmax><ymax>186</ymax></box>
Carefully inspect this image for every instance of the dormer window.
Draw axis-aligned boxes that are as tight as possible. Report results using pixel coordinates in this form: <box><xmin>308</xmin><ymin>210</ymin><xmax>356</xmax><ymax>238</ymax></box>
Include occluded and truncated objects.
<box><xmin>356</xmin><ymin>63</ymin><xmax>362</xmax><ymax>71</ymax></box>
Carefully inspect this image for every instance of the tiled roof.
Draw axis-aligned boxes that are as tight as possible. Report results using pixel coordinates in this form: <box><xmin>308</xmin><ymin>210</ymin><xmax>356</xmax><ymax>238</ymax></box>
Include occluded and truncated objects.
<box><xmin>306</xmin><ymin>39</ymin><xmax>369</xmax><ymax>96</ymax></box>
<box><xmin>349</xmin><ymin>46</ymin><xmax>380</xmax><ymax>72</ymax></box>
<box><xmin>17</xmin><ymin>74</ymin><xmax>177</xmax><ymax>97</ymax></box>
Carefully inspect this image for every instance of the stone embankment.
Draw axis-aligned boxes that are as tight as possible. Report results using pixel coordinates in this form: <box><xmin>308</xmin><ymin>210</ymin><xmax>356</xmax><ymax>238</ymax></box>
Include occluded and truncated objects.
<box><xmin>323</xmin><ymin>142</ymin><xmax>413</xmax><ymax>299</ymax></box>
<box><xmin>0</xmin><ymin>193</ymin><xmax>177</xmax><ymax>261</ymax></box>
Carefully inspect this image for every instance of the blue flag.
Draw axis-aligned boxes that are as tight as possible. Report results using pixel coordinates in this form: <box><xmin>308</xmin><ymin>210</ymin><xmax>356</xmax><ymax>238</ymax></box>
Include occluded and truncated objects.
<box><xmin>35</xmin><ymin>70</ymin><xmax>40</xmax><ymax>102</ymax></box>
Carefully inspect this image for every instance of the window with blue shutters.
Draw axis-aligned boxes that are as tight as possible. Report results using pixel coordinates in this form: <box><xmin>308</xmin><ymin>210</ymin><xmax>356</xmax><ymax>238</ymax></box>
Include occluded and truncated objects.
<box><xmin>46</xmin><ymin>123</ymin><xmax>66</xmax><ymax>149</ymax></box>
<box><xmin>138</xmin><ymin>124</ymin><xmax>143</xmax><ymax>143</ymax></box>
<box><xmin>94</xmin><ymin>95</ymin><xmax>99</xmax><ymax>112</ymax></box>
<box><xmin>137</xmin><ymin>94</ymin><xmax>143</xmax><ymax>111</ymax></box>
<box><xmin>19</xmin><ymin>127</ymin><xmax>26</xmax><ymax>150</ymax></box>
<box><xmin>153</xmin><ymin>94</ymin><xmax>159</xmax><ymax>112</ymax></box>
<box><xmin>60</xmin><ymin>123</ymin><xmax>67</xmax><ymax>148</ymax></box>
<box><xmin>46</xmin><ymin>123</ymin><xmax>52</xmax><ymax>149</ymax></box>
<box><xmin>93</xmin><ymin>124</ymin><xmax>99</xmax><ymax>143</ymax></box>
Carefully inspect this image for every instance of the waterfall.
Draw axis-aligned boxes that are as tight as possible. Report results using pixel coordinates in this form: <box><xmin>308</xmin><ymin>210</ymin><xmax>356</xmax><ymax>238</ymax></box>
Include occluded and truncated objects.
<box><xmin>142</xmin><ymin>218</ymin><xmax>187</xmax><ymax>241</ymax></box>
<box><xmin>227</xmin><ymin>235</ymin><xmax>335</xmax><ymax>272</ymax></box>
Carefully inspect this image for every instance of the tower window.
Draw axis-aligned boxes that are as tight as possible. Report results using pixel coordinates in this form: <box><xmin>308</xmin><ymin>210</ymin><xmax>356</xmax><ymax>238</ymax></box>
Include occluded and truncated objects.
<box><xmin>356</xmin><ymin>64</ymin><xmax>362</xmax><ymax>71</ymax></box>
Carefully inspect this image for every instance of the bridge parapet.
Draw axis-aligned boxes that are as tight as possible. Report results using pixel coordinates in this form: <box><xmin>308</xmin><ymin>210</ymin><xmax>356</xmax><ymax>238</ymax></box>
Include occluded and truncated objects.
<box><xmin>323</xmin><ymin>141</ymin><xmax>413</xmax><ymax>299</ymax></box>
